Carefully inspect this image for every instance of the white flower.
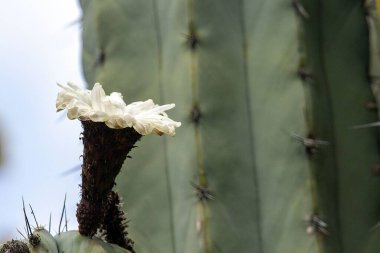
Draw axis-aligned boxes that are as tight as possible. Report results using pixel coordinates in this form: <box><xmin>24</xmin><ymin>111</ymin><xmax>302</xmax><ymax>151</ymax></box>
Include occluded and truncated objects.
<box><xmin>56</xmin><ymin>83</ymin><xmax>181</xmax><ymax>136</ymax></box>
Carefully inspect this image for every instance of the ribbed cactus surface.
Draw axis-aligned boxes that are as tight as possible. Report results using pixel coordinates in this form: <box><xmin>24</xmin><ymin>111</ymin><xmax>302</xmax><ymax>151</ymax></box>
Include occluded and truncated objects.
<box><xmin>299</xmin><ymin>1</ymin><xmax>380</xmax><ymax>252</ymax></box>
<box><xmin>80</xmin><ymin>0</ymin><xmax>380</xmax><ymax>253</ymax></box>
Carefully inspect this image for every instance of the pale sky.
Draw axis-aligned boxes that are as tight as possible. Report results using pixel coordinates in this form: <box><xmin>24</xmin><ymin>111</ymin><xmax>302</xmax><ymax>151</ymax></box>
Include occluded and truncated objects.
<box><xmin>0</xmin><ymin>1</ymin><xmax>84</xmax><ymax>240</ymax></box>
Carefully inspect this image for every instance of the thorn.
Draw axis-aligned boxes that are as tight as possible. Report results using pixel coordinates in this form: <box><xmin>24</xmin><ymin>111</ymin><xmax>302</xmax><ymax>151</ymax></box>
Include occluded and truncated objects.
<box><xmin>94</xmin><ymin>49</ymin><xmax>106</xmax><ymax>68</ymax></box>
<box><xmin>297</xmin><ymin>67</ymin><xmax>313</xmax><ymax>81</ymax></box>
<box><xmin>29</xmin><ymin>204</ymin><xmax>38</xmax><ymax>228</ymax></box>
<box><xmin>23</xmin><ymin>227</ymin><xmax>28</xmax><ymax>238</ymax></box>
<box><xmin>292</xmin><ymin>0</ymin><xmax>310</xmax><ymax>19</ymax></box>
<box><xmin>183</xmin><ymin>23</ymin><xmax>199</xmax><ymax>50</ymax></box>
<box><xmin>306</xmin><ymin>214</ymin><xmax>329</xmax><ymax>236</ymax></box>
<box><xmin>60</xmin><ymin>164</ymin><xmax>81</xmax><ymax>177</ymax></box>
<box><xmin>65</xmin><ymin>17</ymin><xmax>82</xmax><ymax>29</ymax></box>
<box><xmin>58</xmin><ymin>194</ymin><xmax>67</xmax><ymax>234</ymax></box>
<box><xmin>289</xmin><ymin>132</ymin><xmax>329</xmax><ymax>155</ymax></box>
<box><xmin>190</xmin><ymin>105</ymin><xmax>202</xmax><ymax>124</ymax></box>
<box><xmin>49</xmin><ymin>213</ymin><xmax>52</xmax><ymax>233</ymax></box>
<box><xmin>17</xmin><ymin>229</ymin><xmax>27</xmax><ymax>240</ymax></box>
<box><xmin>183</xmin><ymin>33</ymin><xmax>199</xmax><ymax>50</ymax></box>
<box><xmin>65</xmin><ymin>203</ymin><xmax>68</xmax><ymax>232</ymax></box>
<box><xmin>22</xmin><ymin>197</ymin><xmax>32</xmax><ymax>237</ymax></box>
<box><xmin>352</xmin><ymin>121</ymin><xmax>380</xmax><ymax>129</ymax></box>
<box><xmin>370</xmin><ymin>220</ymin><xmax>380</xmax><ymax>232</ymax></box>
<box><xmin>191</xmin><ymin>182</ymin><xmax>214</xmax><ymax>202</ymax></box>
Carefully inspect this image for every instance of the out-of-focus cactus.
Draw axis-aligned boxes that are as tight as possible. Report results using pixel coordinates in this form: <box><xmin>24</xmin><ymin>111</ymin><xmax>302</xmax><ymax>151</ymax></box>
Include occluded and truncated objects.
<box><xmin>298</xmin><ymin>1</ymin><xmax>380</xmax><ymax>253</ymax></box>
<box><xmin>0</xmin><ymin>228</ymin><xmax>132</xmax><ymax>253</ymax></box>
<box><xmin>77</xmin><ymin>0</ymin><xmax>380</xmax><ymax>252</ymax></box>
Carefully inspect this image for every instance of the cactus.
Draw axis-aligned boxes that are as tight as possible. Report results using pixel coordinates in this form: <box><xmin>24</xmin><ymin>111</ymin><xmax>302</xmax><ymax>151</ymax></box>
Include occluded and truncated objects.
<box><xmin>0</xmin><ymin>228</ymin><xmax>132</xmax><ymax>253</ymax></box>
<box><xmin>3</xmin><ymin>0</ymin><xmax>380</xmax><ymax>253</ymax></box>
<box><xmin>298</xmin><ymin>0</ymin><xmax>380</xmax><ymax>252</ymax></box>
<box><xmin>78</xmin><ymin>0</ymin><xmax>380</xmax><ymax>253</ymax></box>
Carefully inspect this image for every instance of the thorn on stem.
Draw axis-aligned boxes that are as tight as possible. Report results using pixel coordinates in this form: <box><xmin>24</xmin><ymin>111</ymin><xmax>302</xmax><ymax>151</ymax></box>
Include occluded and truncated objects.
<box><xmin>352</xmin><ymin>121</ymin><xmax>380</xmax><ymax>129</ymax></box>
<box><xmin>58</xmin><ymin>194</ymin><xmax>67</xmax><ymax>234</ymax></box>
<box><xmin>95</xmin><ymin>49</ymin><xmax>106</xmax><ymax>67</ymax></box>
<box><xmin>306</xmin><ymin>214</ymin><xmax>329</xmax><ymax>236</ymax></box>
<box><xmin>191</xmin><ymin>182</ymin><xmax>214</xmax><ymax>202</ymax></box>
<box><xmin>65</xmin><ymin>203</ymin><xmax>68</xmax><ymax>232</ymax></box>
<box><xmin>290</xmin><ymin>132</ymin><xmax>329</xmax><ymax>155</ymax></box>
<box><xmin>17</xmin><ymin>229</ymin><xmax>27</xmax><ymax>240</ymax></box>
<box><xmin>22</xmin><ymin>197</ymin><xmax>32</xmax><ymax>237</ymax></box>
<box><xmin>190</xmin><ymin>105</ymin><xmax>202</xmax><ymax>124</ymax></box>
<box><xmin>292</xmin><ymin>0</ymin><xmax>310</xmax><ymax>19</ymax></box>
<box><xmin>29</xmin><ymin>204</ymin><xmax>39</xmax><ymax>228</ymax></box>
<box><xmin>183</xmin><ymin>24</ymin><xmax>199</xmax><ymax>50</ymax></box>
<box><xmin>49</xmin><ymin>213</ymin><xmax>52</xmax><ymax>233</ymax></box>
<box><xmin>297</xmin><ymin>67</ymin><xmax>313</xmax><ymax>81</ymax></box>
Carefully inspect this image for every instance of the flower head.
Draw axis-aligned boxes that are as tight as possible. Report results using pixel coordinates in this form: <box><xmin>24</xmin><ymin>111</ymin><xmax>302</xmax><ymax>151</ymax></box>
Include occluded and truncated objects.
<box><xmin>56</xmin><ymin>83</ymin><xmax>181</xmax><ymax>136</ymax></box>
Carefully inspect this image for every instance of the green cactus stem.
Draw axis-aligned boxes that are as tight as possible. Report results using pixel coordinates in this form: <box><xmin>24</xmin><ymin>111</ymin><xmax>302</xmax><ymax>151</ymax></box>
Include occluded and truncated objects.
<box><xmin>55</xmin><ymin>230</ymin><xmax>132</xmax><ymax>253</ymax></box>
<box><xmin>79</xmin><ymin>0</ymin><xmax>316</xmax><ymax>252</ymax></box>
<box><xmin>298</xmin><ymin>0</ymin><xmax>380</xmax><ymax>252</ymax></box>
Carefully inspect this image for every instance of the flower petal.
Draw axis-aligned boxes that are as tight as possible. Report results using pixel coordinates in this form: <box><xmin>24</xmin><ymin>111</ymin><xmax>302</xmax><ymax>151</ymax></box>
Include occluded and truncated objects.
<box><xmin>56</xmin><ymin>82</ymin><xmax>181</xmax><ymax>135</ymax></box>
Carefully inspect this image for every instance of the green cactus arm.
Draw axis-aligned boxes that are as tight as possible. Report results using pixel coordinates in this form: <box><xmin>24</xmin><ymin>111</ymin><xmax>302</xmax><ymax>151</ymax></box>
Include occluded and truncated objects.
<box><xmin>29</xmin><ymin>229</ymin><xmax>58</xmax><ymax>253</ymax></box>
<box><xmin>54</xmin><ymin>231</ymin><xmax>132</xmax><ymax>253</ymax></box>
<box><xmin>299</xmin><ymin>1</ymin><xmax>380</xmax><ymax>253</ymax></box>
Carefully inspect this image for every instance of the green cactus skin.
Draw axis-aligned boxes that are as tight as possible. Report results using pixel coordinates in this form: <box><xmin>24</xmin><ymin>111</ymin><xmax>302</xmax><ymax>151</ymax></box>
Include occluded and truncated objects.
<box><xmin>55</xmin><ymin>231</ymin><xmax>132</xmax><ymax>253</ymax></box>
<box><xmin>299</xmin><ymin>0</ymin><xmax>380</xmax><ymax>253</ymax></box>
<box><xmin>30</xmin><ymin>229</ymin><xmax>57</xmax><ymax>253</ymax></box>
<box><xmin>80</xmin><ymin>1</ymin><xmax>317</xmax><ymax>253</ymax></box>
<box><xmin>79</xmin><ymin>0</ymin><xmax>380</xmax><ymax>253</ymax></box>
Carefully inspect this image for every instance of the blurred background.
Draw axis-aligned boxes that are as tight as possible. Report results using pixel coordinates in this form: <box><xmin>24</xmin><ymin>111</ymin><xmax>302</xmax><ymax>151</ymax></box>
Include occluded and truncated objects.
<box><xmin>0</xmin><ymin>1</ymin><xmax>83</xmax><ymax>240</ymax></box>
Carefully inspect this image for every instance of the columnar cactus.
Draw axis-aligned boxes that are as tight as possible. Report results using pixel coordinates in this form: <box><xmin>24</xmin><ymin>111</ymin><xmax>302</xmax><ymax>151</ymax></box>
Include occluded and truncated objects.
<box><xmin>3</xmin><ymin>1</ymin><xmax>380</xmax><ymax>253</ymax></box>
<box><xmin>79</xmin><ymin>0</ymin><xmax>380</xmax><ymax>253</ymax></box>
<box><xmin>298</xmin><ymin>0</ymin><xmax>380</xmax><ymax>252</ymax></box>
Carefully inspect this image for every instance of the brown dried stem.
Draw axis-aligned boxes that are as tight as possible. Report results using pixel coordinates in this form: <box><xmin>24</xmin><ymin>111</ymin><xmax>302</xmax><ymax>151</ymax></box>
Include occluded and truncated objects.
<box><xmin>76</xmin><ymin>121</ymin><xmax>141</xmax><ymax>237</ymax></box>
